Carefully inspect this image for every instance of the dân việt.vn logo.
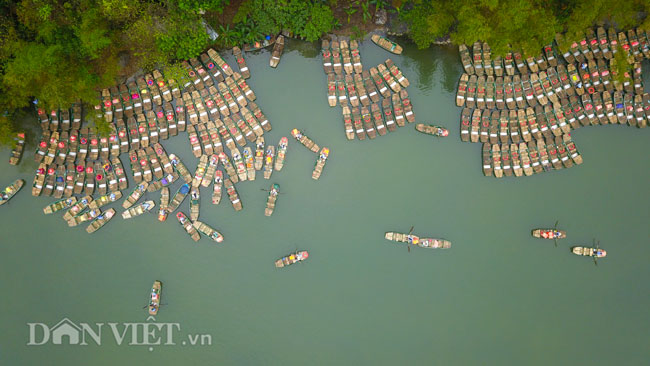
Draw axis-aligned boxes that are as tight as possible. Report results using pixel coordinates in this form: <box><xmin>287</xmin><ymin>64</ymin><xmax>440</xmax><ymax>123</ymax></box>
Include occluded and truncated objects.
<box><xmin>27</xmin><ymin>317</ymin><xmax>212</xmax><ymax>351</ymax></box>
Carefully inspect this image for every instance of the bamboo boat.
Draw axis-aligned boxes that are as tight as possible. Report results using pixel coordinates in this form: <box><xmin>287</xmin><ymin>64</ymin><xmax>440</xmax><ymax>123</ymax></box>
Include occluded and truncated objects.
<box><xmin>62</xmin><ymin>195</ymin><xmax>92</xmax><ymax>221</ymax></box>
<box><xmin>360</xmin><ymin>106</ymin><xmax>376</xmax><ymax>138</ymax></box>
<box><xmin>470</xmin><ymin>109</ymin><xmax>480</xmax><ymax>143</ymax></box>
<box><xmin>224</xmin><ymin>178</ymin><xmax>242</xmax><ymax>211</ymax></box>
<box><xmin>264</xmin><ymin>183</ymin><xmax>279</xmax><ymax>217</ymax></box>
<box><xmin>519</xmin><ymin>142</ymin><xmax>533</xmax><ymax>176</ymax></box>
<box><xmin>371</xmin><ymin>34</ymin><xmax>402</xmax><ymax>54</ymax></box>
<box><xmin>189</xmin><ymin>187</ymin><xmax>200</xmax><ymax>221</ymax></box>
<box><xmin>67</xmin><ymin>208</ymin><xmax>101</xmax><ymax>227</ymax></box>
<box><xmin>501</xmin><ymin>143</ymin><xmax>512</xmax><ymax>177</ymax></box>
<box><xmin>379</xmin><ymin>99</ymin><xmax>393</xmax><ymax>132</ymax></box>
<box><xmin>263</xmin><ymin>145</ymin><xmax>275</xmax><ymax>180</ymax></box>
<box><xmin>274</xmin><ymin>137</ymin><xmax>288</xmax><ymax>171</ymax></box>
<box><xmin>275</xmin><ymin>251</ymin><xmax>309</xmax><ymax>268</ymax></box>
<box><xmin>460</xmin><ymin>108</ymin><xmax>471</xmax><ymax>142</ymax></box>
<box><xmin>9</xmin><ymin>132</ymin><xmax>25</xmax><ymax>165</ymax></box>
<box><xmin>231</xmin><ymin>147</ymin><xmax>248</xmax><ymax>182</ymax></box>
<box><xmin>563</xmin><ymin>134</ymin><xmax>583</xmax><ymax>165</ymax></box>
<box><xmin>191</xmin><ymin>155</ymin><xmax>208</xmax><ymax>188</ymax></box>
<box><xmin>392</xmin><ymin>93</ymin><xmax>406</xmax><ymax>127</ymax></box>
<box><xmin>1</xmin><ymin>179</ymin><xmax>24</xmax><ymax>205</ymax></box>
<box><xmin>532</xmin><ymin>229</ymin><xmax>566</xmax><ymax>240</ymax></box>
<box><xmin>85</xmin><ymin>209</ymin><xmax>115</xmax><ymax>233</ymax></box>
<box><xmin>327</xmin><ymin>73</ymin><xmax>337</xmax><ymax>107</ymax></box>
<box><xmin>43</xmin><ymin>166</ymin><xmax>56</xmax><ymax>196</ymax></box>
<box><xmin>456</xmin><ymin>73</ymin><xmax>468</xmax><ymax>107</ymax></box>
<box><xmin>93</xmin><ymin>162</ymin><xmax>107</xmax><ymax>196</ymax></box>
<box><xmin>384</xmin><ymin>232</ymin><xmax>451</xmax><ymax>249</ymax></box>
<box><xmin>482</xmin><ymin>144</ymin><xmax>492</xmax><ymax>176</ymax></box>
<box><xmin>491</xmin><ymin>144</ymin><xmax>503</xmax><ymax>178</ymax></box>
<box><xmin>241</xmin><ymin>147</ymin><xmax>255</xmax><ymax>181</ymax></box>
<box><xmin>176</xmin><ymin>212</ymin><xmax>200</xmax><ymax>241</ymax></box>
<box><xmin>158</xmin><ymin>187</ymin><xmax>169</xmax><ymax>222</ymax></box>
<box><xmin>291</xmin><ymin>129</ymin><xmax>320</xmax><ymax>153</ymax></box>
<box><xmin>459</xmin><ymin>44</ymin><xmax>474</xmax><ymax>74</ymax></box>
<box><xmin>386</xmin><ymin>59</ymin><xmax>409</xmax><ymax>88</ymax></box>
<box><xmin>511</xmin><ymin>143</ymin><xmax>523</xmax><ymax>177</ymax></box>
<box><xmin>169</xmin><ymin>154</ymin><xmax>193</xmax><ymax>183</ymax></box>
<box><xmin>122</xmin><ymin>200</ymin><xmax>155</xmax><ymax>219</ymax></box>
<box><xmin>378</xmin><ymin>63</ymin><xmax>400</xmax><ymax>93</ymax></box>
<box><xmin>89</xmin><ymin>192</ymin><xmax>122</xmax><ymax>212</ymax></box>
<box><xmin>370</xmin><ymin>67</ymin><xmax>390</xmax><ymax>98</ymax></box>
<box><xmin>572</xmin><ymin>246</ymin><xmax>606</xmax><ymax>258</ymax></box>
<box><xmin>254</xmin><ymin>136</ymin><xmax>265</xmax><ymax>171</ymax></box>
<box><xmin>201</xmin><ymin>154</ymin><xmax>218</xmax><ymax>188</ymax></box>
<box><xmin>350</xmin><ymin>40</ymin><xmax>362</xmax><ymax>73</ymax></box>
<box><xmin>212</xmin><ymin>171</ymin><xmax>223</xmax><ymax>205</ymax></box>
<box><xmin>345</xmin><ymin>75</ymin><xmax>359</xmax><ymax>106</ymax></box>
<box><xmin>341</xmin><ymin>39</ymin><xmax>353</xmax><ymax>75</ymax></box>
<box><xmin>111</xmin><ymin>157</ymin><xmax>128</xmax><ymax>190</ymax></box>
<box><xmin>218</xmin><ymin>152</ymin><xmax>238</xmax><ymax>183</ymax></box>
<box><xmin>232</xmin><ymin>46</ymin><xmax>250</xmax><ymax>78</ymax></box>
<box><xmin>167</xmin><ymin>183</ymin><xmax>190</xmax><ymax>213</ymax></box>
<box><xmin>270</xmin><ymin>35</ymin><xmax>285</xmax><ymax>68</ymax></box>
<box><xmin>43</xmin><ymin>197</ymin><xmax>77</xmax><ymax>214</ymax></box>
<box><xmin>312</xmin><ymin>147</ymin><xmax>329</xmax><ymax>180</ymax></box>
<box><xmin>193</xmin><ymin>220</ymin><xmax>224</xmax><ymax>243</ymax></box>
<box><xmin>54</xmin><ymin>165</ymin><xmax>66</xmax><ymax>198</ymax></box>
<box><xmin>322</xmin><ymin>39</ymin><xmax>333</xmax><ymax>74</ymax></box>
<box><xmin>415</xmin><ymin>124</ymin><xmax>449</xmax><ymax>137</ymax></box>
<box><xmin>34</xmin><ymin>132</ymin><xmax>50</xmax><ymax>163</ymax></box>
<box><xmin>342</xmin><ymin>106</ymin><xmax>355</xmax><ymax>140</ymax></box>
<box><xmin>122</xmin><ymin>182</ymin><xmax>148</xmax><ymax>209</ymax></box>
<box><xmin>148</xmin><ymin>280</ymin><xmax>162</xmax><ymax>315</ymax></box>
<box><xmin>400</xmin><ymin>90</ymin><xmax>415</xmax><ymax>123</ymax></box>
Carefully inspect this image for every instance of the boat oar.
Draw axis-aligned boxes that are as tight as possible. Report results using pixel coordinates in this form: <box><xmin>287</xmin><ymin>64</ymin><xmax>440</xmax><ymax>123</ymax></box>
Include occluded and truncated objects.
<box><xmin>553</xmin><ymin>220</ymin><xmax>560</xmax><ymax>247</ymax></box>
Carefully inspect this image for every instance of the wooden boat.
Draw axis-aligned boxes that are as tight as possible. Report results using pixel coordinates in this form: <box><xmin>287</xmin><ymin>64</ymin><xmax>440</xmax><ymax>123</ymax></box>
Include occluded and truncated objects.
<box><xmin>350</xmin><ymin>40</ymin><xmax>362</xmax><ymax>73</ymax></box>
<box><xmin>176</xmin><ymin>212</ymin><xmax>200</xmax><ymax>242</ymax></box>
<box><xmin>67</xmin><ymin>208</ymin><xmax>101</xmax><ymax>227</ymax></box>
<box><xmin>189</xmin><ymin>187</ymin><xmax>200</xmax><ymax>221</ymax></box>
<box><xmin>218</xmin><ymin>152</ymin><xmax>238</xmax><ymax>183</ymax></box>
<box><xmin>312</xmin><ymin>147</ymin><xmax>329</xmax><ymax>180</ymax></box>
<box><xmin>122</xmin><ymin>200</ymin><xmax>155</xmax><ymax>219</ymax></box>
<box><xmin>473</xmin><ymin>42</ymin><xmax>484</xmax><ymax>75</ymax></box>
<box><xmin>519</xmin><ymin>142</ymin><xmax>533</xmax><ymax>176</ymax></box>
<box><xmin>248</xmin><ymin>101</ymin><xmax>272</xmax><ymax>132</ymax></box>
<box><xmin>263</xmin><ymin>145</ymin><xmax>275</xmax><ymax>180</ymax></box>
<box><xmin>275</xmin><ymin>251</ymin><xmax>309</xmax><ymax>268</ymax></box>
<box><xmin>253</xmin><ymin>136</ymin><xmax>265</xmax><ymax>171</ymax></box>
<box><xmin>384</xmin><ymin>231</ymin><xmax>451</xmax><ymax>249</ymax></box>
<box><xmin>326</xmin><ymin>73</ymin><xmax>337</xmax><ymax>107</ymax></box>
<box><xmin>341</xmin><ymin>106</ymin><xmax>354</xmax><ymax>140</ymax></box>
<box><xmin>212</xmin><ymin>171</ymin><xmax>223</xmax><ymax>205</ymax></box>
<box><xmin>469</xmin><ymin>109</ymin><xmax>480</xmax><ymax>143</ymax></box>
<box><xmin>481</xmin><ymin>143</ymin><xmax>492</xmax><ymax>176</ymax></box>
<box><xmin>111</xmin><ymin>157</ymin><xmax>128</xmax><ymax>190</ymax></box>
<box><xmin>491</xmin><ymin>144</ymin><xmax>502</xmax><ymax>178</ymax></box>
<box><xmin>322</xmin><ymin>39</ymin><xmax>333</xmax><ymax>74</ymax></box>
<box><xmin>532</xmin><ymin>229</ymin><xmax>566</xmax><ymax>240</ymax></box>
<box><xmin>378</xmin><ymin>63</ymin><xmax>400</xmax><ymax>93</ymax></box>
<box><xmin>371</xmin><ymin>34</ymin><xmax>402</xmax><ymax>54</ymax></box>
<box><xmin>460</xmin><ymin>108</ymin><xmax>471</xmax><ymax>142</ymax></box>
<box><xmin>290</xmin><ymin>129</ymin><xmax>319</xmax><ymax>153</ymax></box>
<box><xmin>458</xmin><ymin>44</ymin><xmax>474</xmax><ymax>74</ymax></box>
<box><xmin>362</xmin><ymin>70</ymin><xmax>380</xmax><ymax>104</ymax></box>
<box><xmin>148</xmin><ymin>280</ymin><xmax>162</xmax><ymax>315</ymax></box>
<box><xmin>166</xmin><ymin>183</ymin><xmax>189</xmax><ymax>214</ymax></box>
<box><xmin>392</xmin><ymin>93</ymin><xmax>406</xmax><ymax>127</ymax></box>
<box><xmin>169</xmin><ymin>154</ymin><xmax>192</xmax><ymax>183</ymax></box>
<box><xmin>501</xmin><ymin>143</ymin><xmax>512</xmax><ymax>177</ymax></box>
<box><xmin>359</xmin><ymin>106</ymin><xmax>375</xmax><ymax>138</ymax></box>
<box><xmin>415</xmin><ymin>124</ymin><xmax>449</xmax><ymax>137</ymax></box>
<box><xmin>191</xmin><ymin>155</ymin><xmax>208</xmax><ymax>188</ymax></box>
<box><xmin>0</xmin><ymin>179</ymin><xmax>24</xmax><ymax>205</ymax></box>
<box><xmin>9</xmin><ymin>132</ymin><xmax>25</xmax><ymax>165</ymax></box>
<box><xmin>482</xmin><ymin>42</ymin><xmax>493</xmax><ymax>75</ymax></box>
<box><xmin>376</xmin><ymin>101</ymin><xmax>390</xmax><ymax>134</ymax></box>
<box><xmin>400</xmin><ymin>90</ymin><xmax>415</xmax><ymax>123</ymax></box>
<box><xmin>465</xmin><ymin>74</ymin><xmax>477</xmax><ymax>109</ymax></box>
<box><xmin>510</xmin><ymin>143</ymin><xmax>523</xmax><ymax>177</ymax></box>
<box><xmin>274</xmin><ymin>137</ymin><xmax>288</xmax><ymax>171</ymax></box>
<box><xmin>192</xmin><ymin>220</ymin><xmax>224</xmax><ymax>243</ymax></box>
<box><xmin>270</xmin><ymin>35</ymin><xmax>285</xmax><ymax>68</ymax></box>
<box><xmin>572</xmin><ymin>246</ymin><xmax>606</xmax><ymax>258</ymax></box>
<box><xmin>89</xmin><ymin>192</ymin><xmax>122</xmax><ymax>211</ymax></box>
<box><xmin>232</xmin><ymin>46</ymin><xmax>250</xmax><ymax>78</ymax></box>
<box><xmin>349</xmin><ymin>106</ymin><xmax>364</xmax><ymax>140</ymax></box>
<box><xmin>345</xmin><ymin>75</ymin><xmax>359</xmax><ymax>106</ymax></box>
<box><xmin>53</xmin><ymin>165</ymin><xmax>66</xmax><ymax>198</ymax></box>
<box><xmin>562</xmin><ymin>134</ymin><xmax>583</xmax><ymax>165</ymax></box>
<box><xmin>331</xmin><ymin>39</ymin><xmax>342</xmax><ymax>75</ymax></box>
<box><xmin>456</xmin><ymin>73</ymin><xmax>468</xmax><ymax>107</ymax></box>
<box><xmin>122</xmin><ymin>182</ymin><xmax>148</xmax><ymax>209</ymax></box>
<box><xmin>224</xmin><ymin>178</ymin><xmax>242</xmax><ymax>211</ymax></box>
<box><xmin>479</xmin><ymin>111</ymin><xmax>490</xmax><ymax>143</ymax></box>
<box><xmin>264</xmin><ymin>183</ymin><xmax>279</xmax><ymax>217</ymax></box>
<box><xmin>157</xmin><ymin>187</ymin><xmax>169</xmax><ymax>222</ymax></box>
<box><xmin>62</xmin><ymin>195</ymin><xmax>92</xmax><ymax>221</ymax></box>
<box><xmin>43</xmin><ymin>197</ymin><xmax>77</xmax><ymax>214</ymax></box>
<box><xmin>86</xmin><ymin>209</ymin><xmax>115</xmax><ymax>233</ymax></box>
<box><xmin>231</xmin><ymin>147</ymin><xmax>248</xmax><ymax>182</ymax></box>
<box><xmin>341</xmin><ymin>40</ymin><xmax>353</xmax><ymax>75</ymax></box>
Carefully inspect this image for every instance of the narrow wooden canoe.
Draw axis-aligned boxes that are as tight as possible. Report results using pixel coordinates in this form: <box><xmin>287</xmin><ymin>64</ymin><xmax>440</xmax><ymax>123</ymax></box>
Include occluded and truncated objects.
<box><xmin>0</xmin><ymin>179</ymin><xmax>24</xmax><ymax>206</ymax></box>
<box><xmin>371</xmin><ymin>34</ymin><xmax>402</xmax><ymax>54</ymax></box>
<box><xmin>148</xmin><ymin>280</ymin><xmax>162</xmax><ymax>315</ymax></box>
<box><xmin>275</xmin><ymin>251</ymin><xmax>309</xmax><ymax>268</ymax></box>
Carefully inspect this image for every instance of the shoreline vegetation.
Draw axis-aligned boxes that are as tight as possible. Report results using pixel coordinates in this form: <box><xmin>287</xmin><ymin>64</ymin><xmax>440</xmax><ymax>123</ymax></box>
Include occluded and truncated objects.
<box><xmin>1</xmin><ymin>0</ymin><xmax>649</xmax><ymax>146</ymax></box>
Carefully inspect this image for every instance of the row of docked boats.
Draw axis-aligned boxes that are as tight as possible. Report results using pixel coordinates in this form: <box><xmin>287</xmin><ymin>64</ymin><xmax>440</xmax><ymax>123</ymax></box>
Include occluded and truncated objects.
<box><xmin>481</xmin><ymin>134</ymin><xmax>583</xmax><ymax>178</ymax></box>
<box><xmin>459</xmin><ymin>27</ymin><xmax>650</xmax><ymax>77</ymax></box>
<box><xmin>31</xmin><ymin>156</ymin><xmax>128</xmax><ymax>198</ymax></box>
<box><xmin>339</xmin><ymin>89</ymin><xmax>416</xmax><ymax>140</ymax></box>
<box><xmin>325</xmin><ymin>61</ymin><xmax>411</xmax><ymax>108</ymax></box>
<box><xmin>460</xmin><ymin>93</ymin><xmax>648</xmax><ymax>147</ymax></box>
<box><xmin>322</xmin><ymin>37</ymin><xmax>364</xmax><ymax>75</ymax></box>
<box><xmin>456</xmin><ymin>64</ymin><xmax>645</xmax><ymax>112</ymax></box>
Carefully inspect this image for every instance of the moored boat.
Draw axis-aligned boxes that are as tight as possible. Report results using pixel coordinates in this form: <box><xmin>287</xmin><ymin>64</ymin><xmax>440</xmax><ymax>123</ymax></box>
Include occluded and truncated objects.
<box><xmin>263</xmin><ymin>145</ymin><xmax>275</xmax><ymax>180</ymax></box>
<box><xmin>122</xmin><ymin>200</ymin><xmax>155</xmax><ymax>219</ymax></box>
<box><xmin>63</xmin><ymin>195</ymin><xmax>93</xmax><ymax>221</ymax></box>
<box><xmin>122</xmin><ymin>182</ymin><xmax>149</xmax><ymax>209</ymax></box>
<box><xmin>192</xmin><ymin>220</ymin><xmax>224</xmax><ymax>243</ymax></box>
<box><xmin>270</xmin><ymin>35</ymin><xmax>285</xmax><ymax>68</ymax></box>
<box><xmin>190</xmin><ymin>187</ymin><xmax>200</xmax><ymax>221</ymax></box>
<box><xmin>254</xmin><ymin>136</ymin><xmax>265</xmax><ymax>170</ymax></box>
<box><xmin>275</xmin><ymin>137</ymin><xmax>288</xmax><ymax>171</ymax></box>
<box><xmin>275</xmin><ymin>251</ymin><xmax>309</xmax><ymax>268</ymax></box>
<box><xmin>176</xmin><ymin>212</ymin><xmax>200</xmax><ymax>241</ymax></box>
<box><xmin>290</xmin><ymin>128</ymin><xmax>320</xmax><ymax>153</ymax></box>
<box><xmin>67</xmin><ymin>208</ymin><xmax>101</xmax><ymax>227</ymax></box>
<box><xmin>371</xmin><ymin>34</ymin><xmax>402</xmax><ymax>54</ymax></box>
<box><xmin>264</xmin><ymin>183</ymin><xmax>279</xmax><ymax>217</ymax></box>
<box><xmin>312</xmin><ymin>147</ymin><xmax>329</xmax><ymax>180</ymax></box>
<box><xmin>0</xmin><ymin>179</ymin><xmax>24</xmax><ymax>206</ymax></box>
<box><xmin>415</xmin><ymin>124</ymin><xmax>449</xmax><ymax>137</ymax></box>
<box><xmin>86</xmin><ymin>209</ymin><xmax>115</xmax><ymax>234</ymax></box>
<box><xmin>43</xmin><ymin>197</ymin><xmax>77</xmax><ymax>214</ymax></box>
<box><xmin>224</xmin><ymin>178</ymin><xmax>242</xmax><ymax>211</ymax></box>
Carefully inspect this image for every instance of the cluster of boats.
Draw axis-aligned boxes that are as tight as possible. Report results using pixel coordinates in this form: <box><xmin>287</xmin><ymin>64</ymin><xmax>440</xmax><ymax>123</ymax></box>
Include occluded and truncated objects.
<box><xmin>532</xmin><ymin>223</ymin><xmax>607</xmax><ymax>265</ymax></box>
<box><xmin>290</xmin><ymin>129</ymin><xmax>330</xmax><ymax>180</ymax></box>
<box><xmin>481</xmin><ymin>134</ymin><xmax>583</xmax><ymax>178</ymax></box>
<box><xmin>322</xmin><ymin>37</ymin><xmax>416</xmax><ymax>140</ymax></box>
<box><xmin>460</xmin><ymin>27</ymin><xmax>650</xmax><ymax>77</ymax></box>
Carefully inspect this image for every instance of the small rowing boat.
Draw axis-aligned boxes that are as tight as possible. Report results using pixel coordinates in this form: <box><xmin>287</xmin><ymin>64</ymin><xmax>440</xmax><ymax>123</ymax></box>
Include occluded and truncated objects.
<box><xmin>176</xmin><ymin>212</ymin><xmax>200</xmax><ymax>241</ymax></box>
<box><xmin>371</xmin><ymin>34</ymin><xmax>402</xmax><ymax>54</ymax></box>
<box><xmin>148</xmin><ymin>280</ymin><xmax>162</xmax><ymax>315</ymax></box>
<box><xmin>43</xmin><ymin>197</ymin><xmax>77</xmax><ymax>214</ymax></box>
<box><xmin>224</xmin><ymin>178</ymin><xmax>242</xmax><ymax>211</ymax></box>
<box><xmin>193</xmin><ymin>220</ymin><xmax>224</xmax><ymax>243</ymax></box>
<box><xmin>275</xmin><ymin>251</ymin><xmax>309</xmax><ymax>268</ymax></box>
<box><xmin>291</xmin><ymin>128</ymin><xmax>320</xmax><ymax>153</ymax></box>
<box><xmin>0</xmin><ymin>179</ymin><xmax>24</xmax><ymax>206</ymax></box>
<box><xmin>415</xmin><ymin>124</ymin><xmax>449</xmax><ymax>137</ymax></box>
<box><xmin>312</xmin><ymin>147</ymin><xmax>329</xmax><ymax>180</ymax></box>
<box><xmin>264</xmin><ymin>183</ymin><xmax>279</xmax><ymax>217</ymax></box>
<box><xmin>270</xmin><ymin>35</ymin><xmax>285</xmax><ymax>68</ymax></box>
<box><xmin>275</xmin><ymin>137</ymin><xmax>288</xmax><ymax>171</ymax></box>
<box><xmin>122</xmin><ymin>200</ymin><xmax>155</xmax><ymax>219</ymax></box>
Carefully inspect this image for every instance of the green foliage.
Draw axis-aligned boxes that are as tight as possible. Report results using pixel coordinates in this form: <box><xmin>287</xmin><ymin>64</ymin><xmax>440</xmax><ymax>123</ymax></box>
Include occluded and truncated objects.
<box><xmin>156</xmin><ymin>15</ymin><xmax>210</xmax><ymax>60</ymax></box>
<box><xmin>611</xmin><ymin>45</ymin><xmax>632</xmax><ymax>84</ymax></box>
<box><xmin>0</xmin><ymin>115</ymin><xmax>17</xmax><ymax>147</ymax></box>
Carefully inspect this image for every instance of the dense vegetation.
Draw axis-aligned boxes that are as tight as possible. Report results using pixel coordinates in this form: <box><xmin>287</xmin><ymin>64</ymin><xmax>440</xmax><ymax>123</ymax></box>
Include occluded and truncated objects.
<box><xmin>0</xmin><ymin>0</ymin><xmax>648</xmax><ymax>146</ymax></box>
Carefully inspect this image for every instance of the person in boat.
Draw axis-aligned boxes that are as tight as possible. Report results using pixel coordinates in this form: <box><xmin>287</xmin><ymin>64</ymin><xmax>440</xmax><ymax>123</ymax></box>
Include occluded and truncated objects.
<box><xmin>407</xmin><ymin>235</ymin><xmax>414</xmax><ymax>244</ymax></box>
<box><xmin>191</xmin><ymin>191</ymin><xmax>199</xmax><ymax>199</ymax></box>
<box><xmin>320</xmin><ymin>152</ymin><xmax>327</xmax><ymax>160</ymax></box>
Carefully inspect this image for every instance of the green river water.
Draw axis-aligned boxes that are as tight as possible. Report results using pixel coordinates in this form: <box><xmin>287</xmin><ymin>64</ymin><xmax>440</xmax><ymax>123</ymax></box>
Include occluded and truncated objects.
<box><xmin>1</xmin><ymin>39</ymin><xmax>649</xmax><ymax>366</ymax></box>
